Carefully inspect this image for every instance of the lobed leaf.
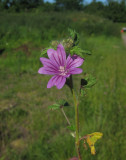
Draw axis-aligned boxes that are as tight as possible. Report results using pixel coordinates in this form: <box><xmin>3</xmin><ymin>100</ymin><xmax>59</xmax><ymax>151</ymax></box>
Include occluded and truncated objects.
<box><xmin>81</xmin><ymin>74</ymin><xmax>96</xmax><ymax>89</ymax></box>
<box><xmin>84</xmin><ymin>74</ymin><xmax>96</xmax><ymax>88</ymax></box>
<box><xmin>80</xmin><ymin>88</ymin><xmax>86</xmax><ymax>97</ymax></box>
<box><xmin>70</xmin><ymin>46</ymin><xmax>84</xmax><ymax>58</ymax></box>
<box><xmin>68</xmin><ymin>28</ymin><xmax>79</xmax><ymax>46</ymax></box>
<box><xmin>40</xmin><ymin>44</ymin><xmax>56</xmax><ymax>58</ymax></box>
<box><xmin>40</xmin><ymin>47</ymin><xmax>51</xmax><ymax>58</ymax></box>
<box><xmin>86</xmin><ymin>132</ymin><xmax>103</xmax><ymax>155</ymax></box>
<box><xmin>70</xmin><ymin>46</ymin><xmax>91</xmax><ymax>59</ymax></box>
<box><xmin>80</xmin><ymin>74</ymin><xmax>96</xmax><ymax>97</ymax></box>
<box><xmin>83</xmin><ymin>50</ymin><xmax>92</xmax><ymax>55</ymax></box>
<box><xmin>48</xmin><ymin>103</ymin><xmax>60</xmax><ymax>110</ymax></box>
<box><xmin>57</xmin><ymin>99</ymin><xmax>69</xmax><ymax>107</ymax></box>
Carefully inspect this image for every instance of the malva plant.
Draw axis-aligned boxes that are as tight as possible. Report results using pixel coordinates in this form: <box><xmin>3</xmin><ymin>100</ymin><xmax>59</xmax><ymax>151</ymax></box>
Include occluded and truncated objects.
<box><xmin>38</xmin><ymin>29</ymin><xmax>103</xmax><ymax>160</ymax></box>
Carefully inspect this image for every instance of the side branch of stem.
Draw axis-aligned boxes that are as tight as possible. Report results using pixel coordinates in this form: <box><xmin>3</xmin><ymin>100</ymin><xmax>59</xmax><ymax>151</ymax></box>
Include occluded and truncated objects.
<box><xmin>61</xmin><ymin>107</ymin><xmax>71</xmax><ymax>126</ymax></box>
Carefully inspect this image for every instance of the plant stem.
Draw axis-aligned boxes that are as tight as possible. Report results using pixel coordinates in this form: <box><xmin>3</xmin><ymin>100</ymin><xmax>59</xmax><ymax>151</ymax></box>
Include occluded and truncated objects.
<box><xmin>67</xmin><ymin>75</ymin><xmax>81</xmax><ymax>159</ymax></box>
<box><xmin>72</xmin><ymin>89</ymin><xmax>81</xmax><ymax>160</ymax></box>
<box><xmin>61</xmin><ymin>107</ymin><xmax>71</xmax><ymax>126</ymax></box>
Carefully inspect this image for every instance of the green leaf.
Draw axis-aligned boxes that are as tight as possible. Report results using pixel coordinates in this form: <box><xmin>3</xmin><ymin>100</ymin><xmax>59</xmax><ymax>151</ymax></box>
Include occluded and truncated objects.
<box><xmin>70</xmin><ymin>46</ymin><xmax>91</xmax><ymax>59</ymax></box>
<box><xmin>84</xmin><ymin>74</ymin><xmax>96</xmax><ymax>88</ymax></box>
<box><xmin>40</xmin><ymin>47</ymin><xmax>51</xmax><ymax>58</ymax></box>
<box><xmin>80</xmin><ymin>74</ymin><xmax>96</xmax><ymax>97</ymax></box>
<box><xmin>80</xmin><ymin>88</ymin><xmax>86</xmax><ymax>97</ymax></box>
<box><xmin>48</xmin><ymin>103</ymin><xmax>60</xmax><ymax>110</ymax></box>
<box><xmin>48</xmin><ymin>99</ymin><xmax>69</xmax><ymax>110</ymax></box>
<box><xmin>70</xmin><ymin>46</ymin><xmax>84</xmax><ymax>58</ymax></box>
<box><xmin>81</xmin><ymin>74</ymin><xmax>96</xmax><ymax>89</ymax></box>
<box><xmin>68</xmin><ymin>28</ymin><xmax>79</xmax><ymax>46</ymax></box>
<box><xmin>67</xmin><ymin>125</ymin><xmax>75</xmax><ymax>131</ymax></box>
<box><xmin>83</xmin><ymin>50</ymin><xmax>92</xmax><ymax>55</ymax></box>
<box><xmin>40</xmin><ymin>45</ymin><xmax>57</xmax><ymax>58</ymax></box>
<box><xmin>58</xmin><ymin>99</ymin><xmax>69</xmax><ymax>107</ymax></box>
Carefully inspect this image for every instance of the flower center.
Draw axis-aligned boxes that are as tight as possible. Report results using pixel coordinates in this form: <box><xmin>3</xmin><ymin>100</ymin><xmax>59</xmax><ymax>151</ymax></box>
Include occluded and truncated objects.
<box><xmin>59</xmin><ymin>66</ymin><xmax>68</xmax><ymax>76</ymax></box>
<box><xmin>59</xmin><ymin>66</ymin><xmax>65</xmax><ymax>72</ymax></box>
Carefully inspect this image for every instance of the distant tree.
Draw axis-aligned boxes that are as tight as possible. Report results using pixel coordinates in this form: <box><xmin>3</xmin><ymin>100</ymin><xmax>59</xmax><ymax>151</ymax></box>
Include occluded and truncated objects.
<box><xmin>121</xmin><ymin>0</ymin><xmax>126</xmax><ymax>6</ymax></box>
<box><xmin>18</xmin><ymin>0</ymin><xmax>44</xmax><ymax>10</ymax></box>
<box><xmin>84</xmin><ymin>2</ymin><xmax>104</xmax><ymax>14</ymax></box>
<box><xmin>0</xmin><ymin>0</ymin><xmax>3</xmax><ymax>11</ymax></box>
<box><xmin>0</xmin><ymin>0</ymin><xmax>2</xmax><ymax>8</ymax></box>
<box><xmin>2</xmin><ymin>0</ymin><xmax>10</xmax><ymax>9</ymax></box>
<box><xmin>55</xmin><ymin>0</ymin><xmax>83</xmax><ymax>10</ymax></box>
<box><xmin>42</xmin><ymin>2</ymin><xmax>55</xmax><ymax>11</ymax></box>
<box><xmin>0</xmin><ymin>0</ymin><xmax>44</xmax><ymax>11</ymax></box>
<box><xmin>105</xmin><ymin>1</ymin><xmax>126</xmax><ymax>22</ymax></box>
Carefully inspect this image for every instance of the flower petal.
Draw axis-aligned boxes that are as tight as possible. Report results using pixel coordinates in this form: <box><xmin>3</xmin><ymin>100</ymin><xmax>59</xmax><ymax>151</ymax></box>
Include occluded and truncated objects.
<box><xmin>47</xmin><ymin>49</ymin><xmax>56</xmax><ymax>59</ymax></box>
<box><xmin>66</xmin><ymin>55</ymin><xmax>73</xmax><ymax>67</ymax></box>
<box><xmin>47</xmin><ymin>49</ymin><xmax>60</xmax><ymax>67</ymax></box>
<box><xmin>57</xmin><ymin>44</ymin><xmax>66</xmax><ymax>66</ymax></box>
<box><xmin>71</xmin><ymin>55</ymin><xmax>84</xmax><ymax>68</ymax></box>
<box><xmin>47</xmin><ymin>45</ymin><xmax>67</xmax><ymax>67</ymax></box>
<box><xmin>69</xmin><ymin>68</ymin><xmax>83</xmax><ymax>74</ymax></box>
<box><xmin>56</xmin><ymin>76</ymin><xmax>66</xmax><ymax>89</ymax></box>
<box><xmin>66</xmin><ymin>55</ymin><xmax>84</xmax><ymax>69</ymax></box>
<box><xmin>40</xmin><ymin>57</ymin><xmax>58</xmax><ymax>70</ymax></box>
<box><xmin>47</xmin><ymin>75</ymin><xmax>66</xmax><ymax>89</ymax></box>
<box><xmin>38</xmin><ymin>67</ymin><xmax>59</xmax><ymax>75</ymax></box>
<box><xmin>47</xmin><ymin>75</ymin><xmax>58</xmax><ymax>88</ymax></box>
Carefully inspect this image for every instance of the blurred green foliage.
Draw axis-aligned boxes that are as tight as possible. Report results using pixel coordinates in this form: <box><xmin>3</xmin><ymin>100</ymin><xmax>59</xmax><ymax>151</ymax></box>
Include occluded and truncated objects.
<box><xmin>84</xmin><ymin>1</ymin><xmax>126</xmax><ymax>22</ymax></box>
<box><xmin>0</xmin><ymin>0</ymin><xmax>126</xmax><ymax>22</ymax></box>
<box><xmin>0</xmin><ymin>12</ymin><xmax>120</xmax><ymax>52</ymax></box>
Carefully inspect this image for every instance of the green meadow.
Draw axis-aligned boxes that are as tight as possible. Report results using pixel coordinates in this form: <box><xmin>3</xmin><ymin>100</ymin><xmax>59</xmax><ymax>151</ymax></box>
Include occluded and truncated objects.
<box><xmin>0</xmin><ymin>12</ymin><xmax>126</xmax><ymax>160</ymax></box>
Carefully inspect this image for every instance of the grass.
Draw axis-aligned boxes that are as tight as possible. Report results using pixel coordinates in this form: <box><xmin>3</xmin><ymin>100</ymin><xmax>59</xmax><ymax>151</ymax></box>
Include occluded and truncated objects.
<box><xmin>0</xmin><ymin>12</ymin><xmax>126</xmax><ymax>160</ymax></box>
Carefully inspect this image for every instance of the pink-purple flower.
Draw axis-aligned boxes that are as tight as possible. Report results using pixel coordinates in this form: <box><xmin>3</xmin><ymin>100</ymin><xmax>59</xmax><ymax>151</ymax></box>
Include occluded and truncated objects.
<box><xmin>38</xmin><ymin>44</ymin><xmax>84</xmax><ymax>89</ymax></box>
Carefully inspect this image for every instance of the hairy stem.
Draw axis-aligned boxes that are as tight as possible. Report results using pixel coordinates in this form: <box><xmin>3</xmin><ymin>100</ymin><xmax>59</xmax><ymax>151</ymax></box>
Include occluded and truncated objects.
<box><xmin>67</xmin><ymin>75</ymin><xmax>81</xmax><ymax>159</ymax></box>
<box><xmin>72</xmin><ymin>89</ymin><xmax>81</xmax><ymax>160</ymax></box>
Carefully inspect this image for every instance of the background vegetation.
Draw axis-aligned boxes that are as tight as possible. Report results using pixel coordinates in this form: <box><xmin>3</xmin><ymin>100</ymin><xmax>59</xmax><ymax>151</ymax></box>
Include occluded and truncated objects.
<box><xmin>0</xmin><ymin>0</ymin><xmax>126</xmax><ymax>22</ymax></box>
<box><xmin>0</xmin><ymin>0</ymin><xmax>126</xmax><ymax>160</ymax></box>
